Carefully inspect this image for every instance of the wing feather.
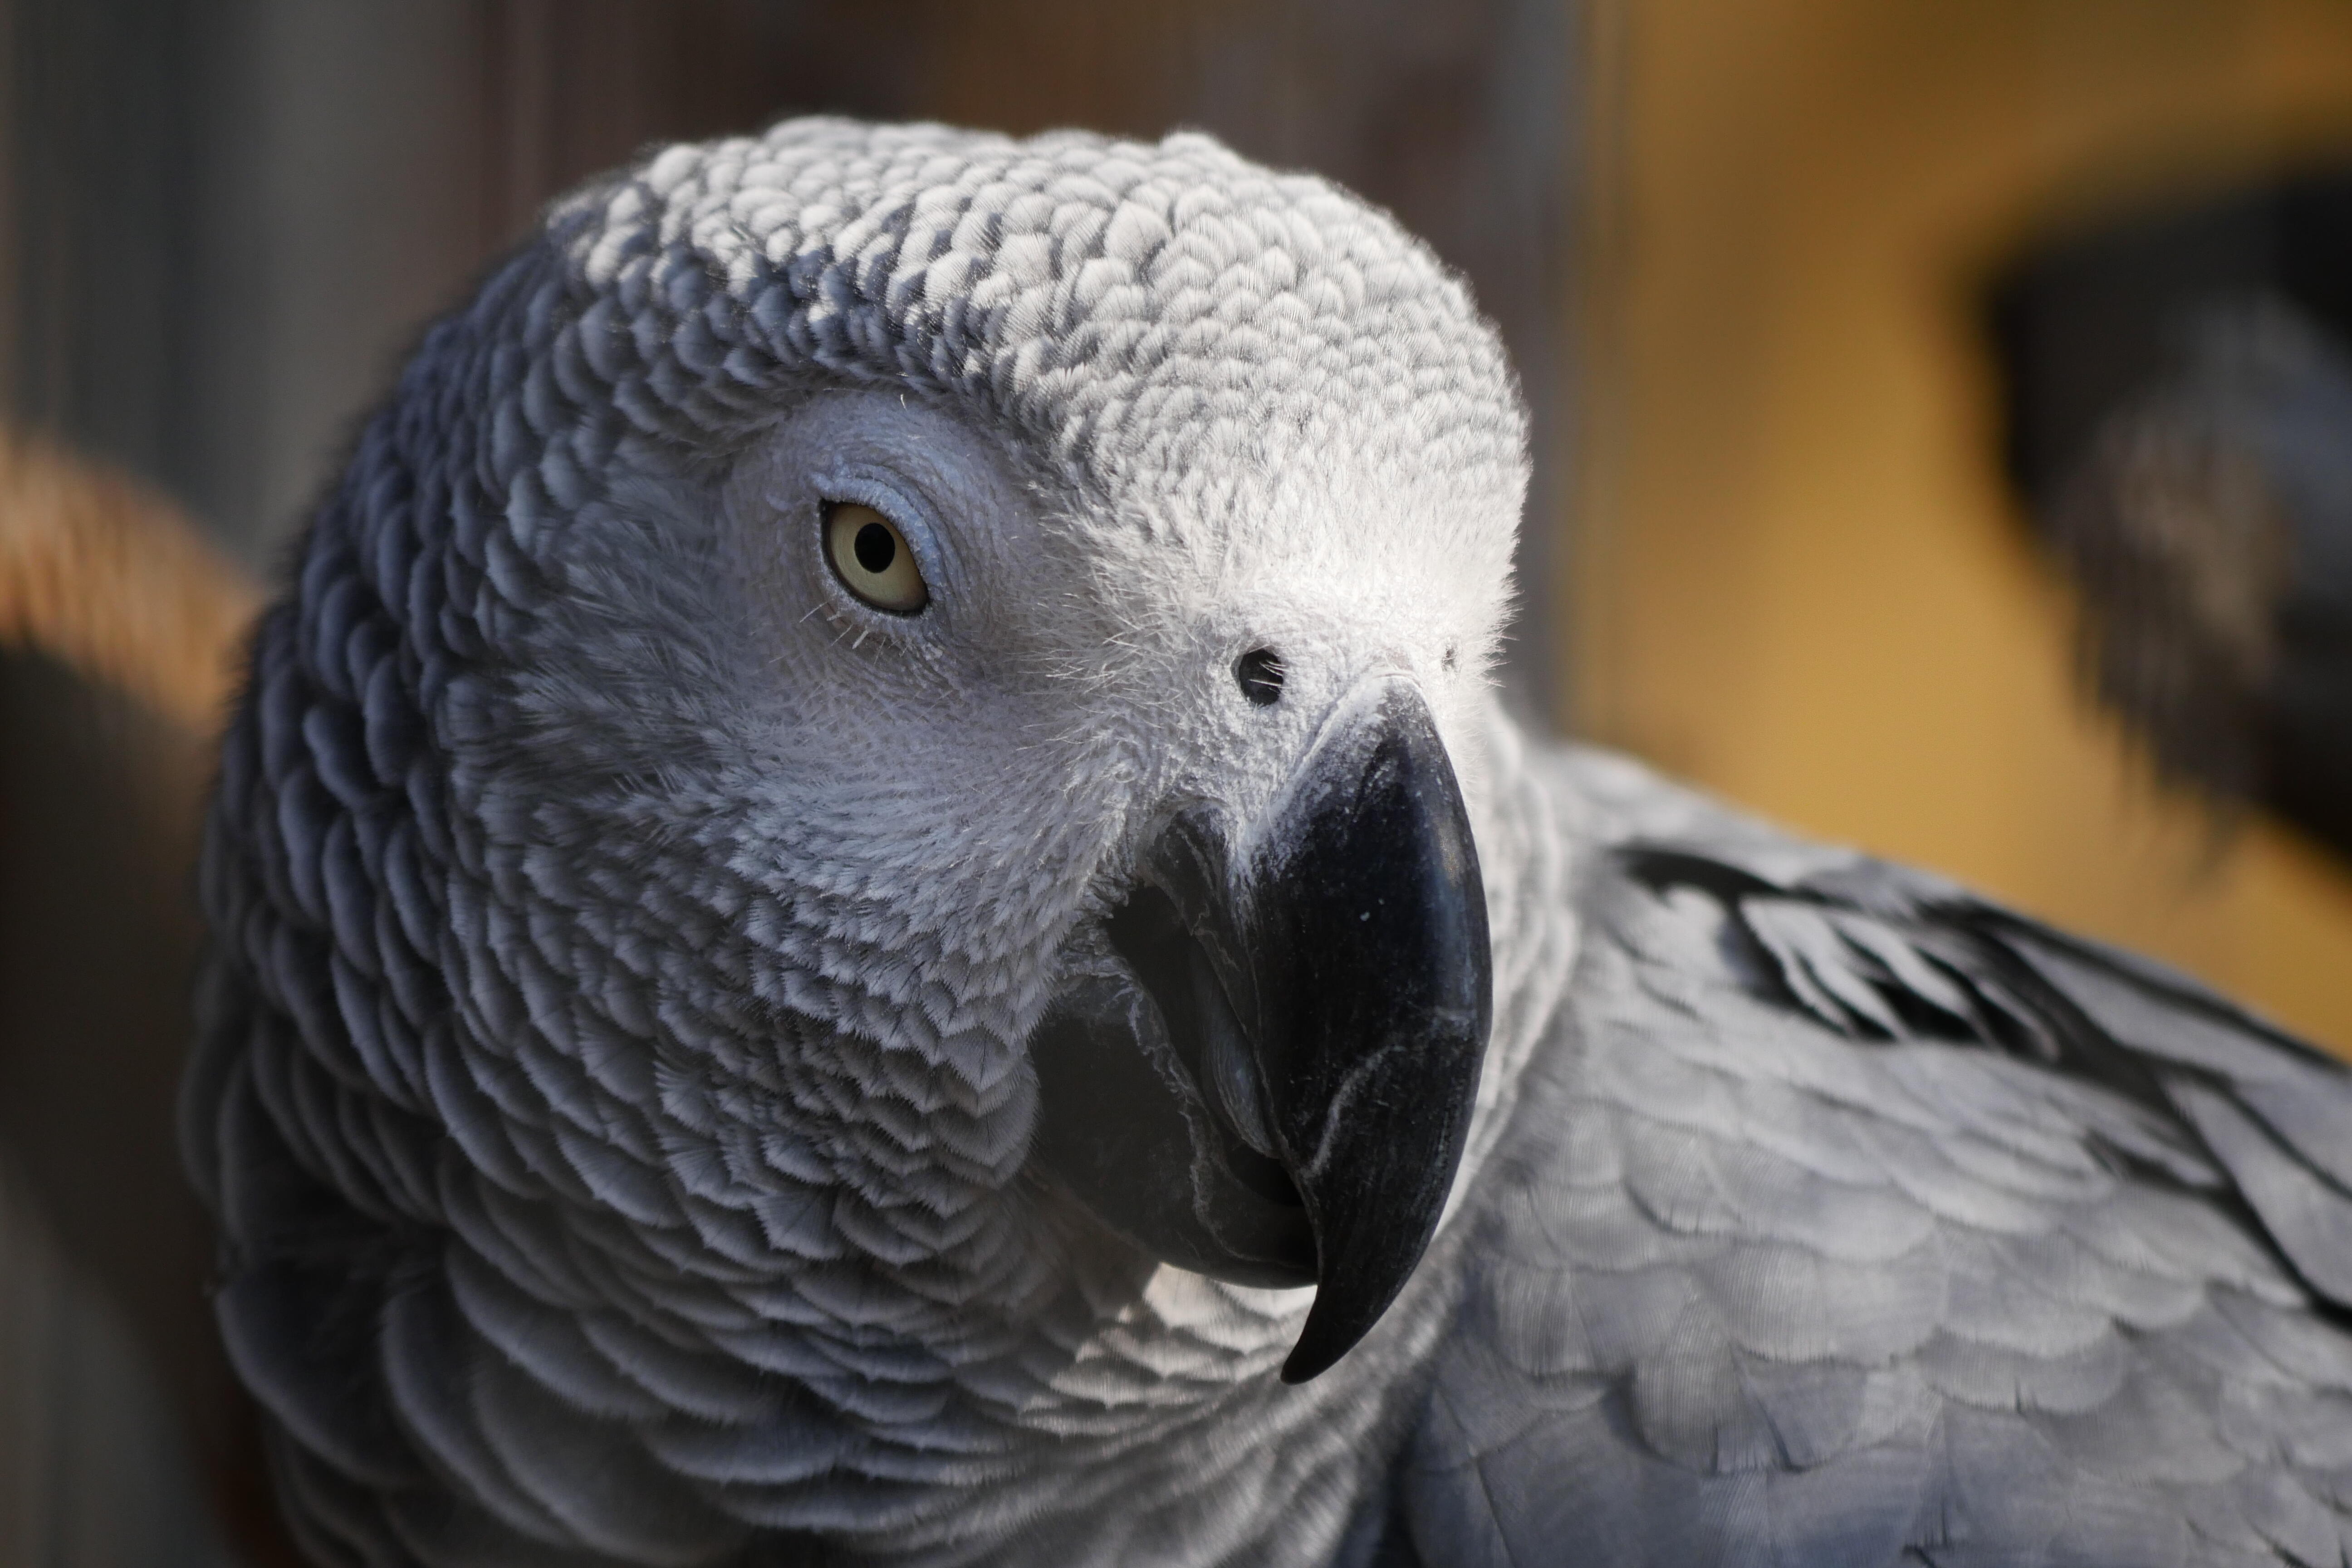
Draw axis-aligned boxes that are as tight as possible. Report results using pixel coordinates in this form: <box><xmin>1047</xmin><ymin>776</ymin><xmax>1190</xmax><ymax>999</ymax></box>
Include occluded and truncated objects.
<box><xmin>1405</xmin><ymin>746</ymin><xmax>2352</xmax><ymax>1566</ymax></box>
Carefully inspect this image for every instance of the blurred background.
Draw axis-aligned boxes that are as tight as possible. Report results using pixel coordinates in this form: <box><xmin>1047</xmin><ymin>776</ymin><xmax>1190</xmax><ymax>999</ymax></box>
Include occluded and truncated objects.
<box><xmin>3</xmin><ymin>2</ymin><xmax>2352</xmax><ymax>1563</ymax></box>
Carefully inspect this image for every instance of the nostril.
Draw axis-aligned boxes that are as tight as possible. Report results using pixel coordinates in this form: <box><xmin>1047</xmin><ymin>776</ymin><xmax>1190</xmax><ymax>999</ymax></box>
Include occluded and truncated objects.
<box><xmin>1235</xmin><ymin>647</ymin><xmax>1285</xmax><ymax>707</ymax></box>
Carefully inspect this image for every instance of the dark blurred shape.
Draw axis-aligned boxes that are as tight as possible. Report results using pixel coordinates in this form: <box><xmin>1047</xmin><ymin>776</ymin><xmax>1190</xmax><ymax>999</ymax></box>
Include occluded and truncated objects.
<box><xmin>1990</xmin><ymin>171</ymin><xmax>2352</xmax><ymax>862</ymax></box>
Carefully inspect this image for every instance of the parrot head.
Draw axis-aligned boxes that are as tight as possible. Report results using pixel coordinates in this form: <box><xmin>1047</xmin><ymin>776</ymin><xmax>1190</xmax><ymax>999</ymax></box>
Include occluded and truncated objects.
<box><xmin>316</xmin><ymin>118</ymin><xmax>1526</xmax><ymax>1388</ymax></box>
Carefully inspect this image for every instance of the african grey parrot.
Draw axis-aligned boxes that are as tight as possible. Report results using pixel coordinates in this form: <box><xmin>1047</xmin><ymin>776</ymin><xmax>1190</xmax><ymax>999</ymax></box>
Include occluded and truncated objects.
<box><xmin>184</xmin><ymin>119</ymin><xmax>2352</xmax><ymax>1568</ymax></box>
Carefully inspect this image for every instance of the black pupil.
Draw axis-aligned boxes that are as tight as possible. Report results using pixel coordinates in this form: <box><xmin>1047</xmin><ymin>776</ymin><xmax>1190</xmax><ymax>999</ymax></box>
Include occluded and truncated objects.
<box><xmin>1235</xmin><ymin>647</ymin><xmax>1285</xmax><ymax>706</ymax></box>
<box><xmin>853</xmin><ymin>521</ymin><xmax>897</xmax><ymax>574</ymax></box>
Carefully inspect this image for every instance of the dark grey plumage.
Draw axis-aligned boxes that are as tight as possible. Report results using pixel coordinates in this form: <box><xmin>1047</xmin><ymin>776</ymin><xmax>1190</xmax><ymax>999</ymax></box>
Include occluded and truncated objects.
<box><xmin>184</xmin><ymin>119</ymin><xmax>2352</xmax><ymax>1568</ymax></box>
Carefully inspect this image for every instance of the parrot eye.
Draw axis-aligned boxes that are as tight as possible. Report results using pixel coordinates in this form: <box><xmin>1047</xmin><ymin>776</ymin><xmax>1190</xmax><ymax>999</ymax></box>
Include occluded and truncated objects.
<box><xmin>824</xmin><ymin>501</ymin><xmax>929</xmax><ymax>614</ymax></box>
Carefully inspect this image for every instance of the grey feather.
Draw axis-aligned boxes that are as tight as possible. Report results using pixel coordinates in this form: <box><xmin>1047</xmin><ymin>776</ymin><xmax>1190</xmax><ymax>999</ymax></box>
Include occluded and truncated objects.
<box><xmin>183</xmin><ymin>118</ymin><xmax>2352</xmax><ymax>1567</ymax></box>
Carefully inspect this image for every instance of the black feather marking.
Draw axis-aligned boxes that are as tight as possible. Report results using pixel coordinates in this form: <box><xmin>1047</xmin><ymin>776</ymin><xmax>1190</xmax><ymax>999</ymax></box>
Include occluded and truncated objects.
<box><xmin>1619</xmin><ymin>840</ymin><xmax>2352</xmax><ymax>1337</ymax></box>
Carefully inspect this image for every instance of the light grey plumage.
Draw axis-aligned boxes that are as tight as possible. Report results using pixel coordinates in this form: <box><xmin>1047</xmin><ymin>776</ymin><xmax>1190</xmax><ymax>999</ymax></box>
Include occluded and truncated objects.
<box><xmin>183</xmin><ymin>119</ymin><xmax>2352</xmax><ymax>1568</ymax></box>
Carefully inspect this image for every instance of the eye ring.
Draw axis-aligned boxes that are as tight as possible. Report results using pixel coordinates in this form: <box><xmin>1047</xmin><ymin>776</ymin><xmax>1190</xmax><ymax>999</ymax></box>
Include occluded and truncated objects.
<box><xmin>823</xmin><ymin>501</ymin><xmax>929</xmax><ymax>615</ymax></box>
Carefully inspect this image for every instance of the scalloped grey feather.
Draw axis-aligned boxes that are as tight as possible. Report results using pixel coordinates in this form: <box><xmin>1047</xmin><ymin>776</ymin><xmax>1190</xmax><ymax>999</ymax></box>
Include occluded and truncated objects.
<box><xmin>186</xmin><ymin>118</ymin><xmax>2352</xmax><ymax>1568</ymax></box>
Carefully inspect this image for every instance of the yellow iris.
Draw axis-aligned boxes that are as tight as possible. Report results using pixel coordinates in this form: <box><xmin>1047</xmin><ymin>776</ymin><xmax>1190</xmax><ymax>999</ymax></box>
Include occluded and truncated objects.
<box><xmin>824</xmin><ymin>502</ymin><xmax>927</xmax><ymax>614</ymax></box>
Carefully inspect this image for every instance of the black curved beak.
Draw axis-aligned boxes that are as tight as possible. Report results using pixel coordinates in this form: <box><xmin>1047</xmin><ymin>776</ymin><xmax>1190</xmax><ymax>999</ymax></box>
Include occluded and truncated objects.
<box><xmin>1030</xmin><ymin>678</ymin><xmax>1493</xmax><ymax>1383</ymax></box>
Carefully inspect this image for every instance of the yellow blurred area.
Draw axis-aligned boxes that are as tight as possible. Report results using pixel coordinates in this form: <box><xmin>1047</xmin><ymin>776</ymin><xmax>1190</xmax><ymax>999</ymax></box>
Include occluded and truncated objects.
<box><xmin>1570</xmin><ymin>0</ymin><xmax>2352</xmax><ymax>1052</ymax></box>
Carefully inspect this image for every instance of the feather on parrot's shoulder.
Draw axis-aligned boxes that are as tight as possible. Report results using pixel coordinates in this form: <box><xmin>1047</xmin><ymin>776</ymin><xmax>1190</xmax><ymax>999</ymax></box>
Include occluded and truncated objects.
<box><xmin>1394</xmin><ymin>740</ymin><xmax>2352</xmax><ymax>1567</ymax></box>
